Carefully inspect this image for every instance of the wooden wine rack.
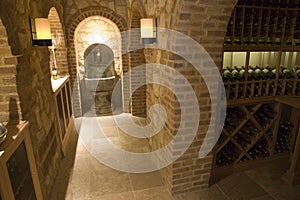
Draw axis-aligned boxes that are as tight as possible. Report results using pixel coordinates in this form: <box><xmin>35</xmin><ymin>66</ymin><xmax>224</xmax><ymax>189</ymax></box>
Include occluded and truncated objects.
<box><xmin>225</xmin><ymin>0</ymin><xmax>300</xmax><ymax>47</ymax></box>
<box><xmin>215</xmin><ymin>102</ymin><xmax>280</xmax><ymax>166</ymax></box>
<box><xmin>222</xmin><ymin>1</ymin><xmax>300</xmax><ymax>100</ymax></box>
<box><xmin>212</xmin><ymin>98</ymin><xmax>300</xmax><ymax>184</ymax></box>
<box><xmin>0</xmin><ymin>121</ymin><xmax>43</xmax><ymax>200</ymax></box>
<box><xmin>214</xmin><ymin>0</ymin><xmax>300</xmax><ymax>185</ymax></box>
<box><xmin>224</xmin><ymin>78</ymin><xmax>300</xmax><ymax>101</ymax></box>
<box><xmin>52</xmin><ymin>76</ymin><xmax>74</xmax><ymax>156</ymax></box>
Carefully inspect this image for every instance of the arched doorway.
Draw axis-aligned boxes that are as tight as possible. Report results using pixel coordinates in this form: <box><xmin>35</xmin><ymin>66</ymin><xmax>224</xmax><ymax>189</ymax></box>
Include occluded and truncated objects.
<box><xmin>74</xmin><ymin>16</ymin><xmax>123</xmax><ymax>115</ymax></box>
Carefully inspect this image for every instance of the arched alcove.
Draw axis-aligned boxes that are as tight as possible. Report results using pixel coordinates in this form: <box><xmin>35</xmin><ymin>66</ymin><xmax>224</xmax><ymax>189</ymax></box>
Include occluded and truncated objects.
<box><xmin>75</xmin><ymin>16</ymin><xmax>122</xmax><ymax>77</ymax></box>
<box><xmin>74</xmin><ymin>16</ymin><xmax>123</xmax><ymax>115</ymax></box>
<box><xmin>48</xmin><ymin>7</ymin><xmax>69</xmax><ymax>77</ymax></box>
<box><xmin>66</xmin><ymin>6</ymin><xmax>128</xmax><ymax>116</ymax></box>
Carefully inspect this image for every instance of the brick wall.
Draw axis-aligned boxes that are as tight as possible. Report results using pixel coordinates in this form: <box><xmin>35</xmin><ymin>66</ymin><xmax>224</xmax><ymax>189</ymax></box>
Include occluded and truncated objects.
<box><xmin>0</xmin><ymin>19</ymin><xmax>21</xmax><ymax>123</ymax></box>
<box><xmin>0</xmin><ymin>1</ymin><xmax>65</xmax><ymax>199</ymax></box>
<box><xmin>48</xmin><ymin>7</ymin><xmax>69</xmax><ymax>76</ymax></box>
<box><xmin>17</xmin><ymin>48</ymin><xmax>62</xmax><ymax>200</ymax></box>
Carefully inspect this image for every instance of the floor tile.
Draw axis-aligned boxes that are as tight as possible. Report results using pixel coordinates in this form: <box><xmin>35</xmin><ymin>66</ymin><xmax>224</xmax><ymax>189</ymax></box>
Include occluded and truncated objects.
<box><xmin>134</xmin><ymin>186</ymin><xmax>173</xmax><ymax>200</ymax></box>
<box><xmin>101</xmin><ymin>126</ymin><xmax>120</xmax><ymax>138</ymax></box>
<box><xmin>245</xmin><ymin>165</ymin><xmax>296</xmax><ymax>196</ymax></box>
<box><xmin>69</xmin><ymin>182</ymin><xmax>90</xmax><ymax>200</ymax></box>
<box><xmin>89</xmin><ymin>168</ymin><xmax>132</xmax><ymax>196</ymax></box>
<box><xmin>217</xmin><ymin>172</ymin><xmax>268</xmax><ymax>200</ymax></box>
<box><xmin>270</xmin><ymin>184</ymin><xmax>300</xmax><ymax>200</ymax></box>
<box><xmin>251</xmin><ymin>195</ymin><xmax>276</xmax><ymax>200</ymax></box>
<box><xmin>90</xmin><ymin>191</ymin><xmax>135</xmax><ymax>200</ymax></box>
<box><xmin>173</xmin><ymin>185</ymin><xmax>228</xmax><ymax>200</ymax></box>
<box><xmin>51</xmin><ymin>114</ymin><xmax>300</xmax><ymax>200</ymax></box>
<box><xmin>192</xmin><ymin>185</ymin><xmax>228</xmax><ymax>200</ymax></box>
<box><xmin>129</xmin><ymin>171</ymin><xmax>164</xmax><ymax>191</ymax></box>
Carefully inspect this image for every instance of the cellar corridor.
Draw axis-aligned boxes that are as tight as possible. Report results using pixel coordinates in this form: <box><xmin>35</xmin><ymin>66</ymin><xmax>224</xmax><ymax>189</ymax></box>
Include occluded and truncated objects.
<box><xmin>2</xmin><ymin>0</ymin><xmax>300</xmax><ymax>199</ymax></box>
<box><xmin>49</xmin><ymin>114</ymin><xmax>300</xmax><ymax>200</ymax></box>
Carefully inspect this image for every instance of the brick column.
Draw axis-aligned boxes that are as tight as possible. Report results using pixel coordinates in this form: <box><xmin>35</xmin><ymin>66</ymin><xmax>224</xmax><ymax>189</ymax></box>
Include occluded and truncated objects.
<box><xmin>145</xmin><ymin>0</ymin><xmax>237</xmax><ymax>195</ymax></box>
<box><xmin>129</xmin><ymin>11</ymin><xmax>146</xmax><ymax>117</ymax></box>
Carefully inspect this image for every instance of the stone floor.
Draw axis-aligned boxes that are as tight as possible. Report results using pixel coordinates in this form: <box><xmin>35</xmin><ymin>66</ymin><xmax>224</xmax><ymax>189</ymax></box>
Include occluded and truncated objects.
<box><xmin>49</xmin><ymin>114</ymin><xmax>300</xmax><ymax>200</ymax></box>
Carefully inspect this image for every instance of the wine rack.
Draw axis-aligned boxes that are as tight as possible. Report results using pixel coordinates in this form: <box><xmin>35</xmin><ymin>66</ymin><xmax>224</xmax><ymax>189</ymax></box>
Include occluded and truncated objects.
<box><xmin>0</xmin><ymin>121</ymin><xmax>43</xmax><ymax>200</ymax></box>
<box><xmin>52</xmin><ymin>76</ymin><xmax>74</xmax><ymax>155</ymax></box>
<box><xmin>212</xmin><ymin>97</ymin><xmax>300</xmax><ymax>185</ymax></box>
<box><xmin>225</xmin><ymin>0</ymin><xmax>300</xmax><ymax>46</ymax></box>
<box><xmin>215</xmin><ymin>103</ymin><xmax>284</xmax><ymax>168</ymax></box>
<box><xmin>222</xmin><ymin>1</ymin><xmax>300</xmax><ymax>102</ymax></box>
<box><xmin>222</xmin><ymin>66</ymin><xmax>300</xmax><ymax>100</ymax></box>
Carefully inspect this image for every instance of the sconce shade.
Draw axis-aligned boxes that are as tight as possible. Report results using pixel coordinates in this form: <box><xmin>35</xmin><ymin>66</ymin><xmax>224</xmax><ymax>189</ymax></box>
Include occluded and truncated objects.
<box><xmin>140</xmin><ymin>18</ymin><xmax>156</xmax><ymax>38</ymax></box>
<box><xmin>30</xmin><ymin>18</ymin><xmax>52</xmax><ymax>46</ymax></box>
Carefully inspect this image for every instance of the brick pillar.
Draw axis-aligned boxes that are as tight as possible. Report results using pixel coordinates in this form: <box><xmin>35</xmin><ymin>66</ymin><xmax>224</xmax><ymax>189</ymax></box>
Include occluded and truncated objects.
<box><xmin>167</xmin><ymin>0</ymin><xmax>237</xmax><ymax>194</ymax></box>
<box><xmin>130</xmin><ymin>11</ymin><xmax>146</xmax><ymax>117</ymax></box>
<box><xmin>144</xmin><ymin>0</ymin><xmax>237</xmax><ymax>195</ymax></box>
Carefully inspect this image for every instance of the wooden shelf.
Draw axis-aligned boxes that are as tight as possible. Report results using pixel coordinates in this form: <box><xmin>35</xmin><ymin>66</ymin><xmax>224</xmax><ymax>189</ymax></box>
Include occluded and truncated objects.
<box><xmin>0</xmin><ymin>121</ymin><xmax>43</xmax><ymax>200</ymax></box>
<box><xmin>51</xmin><ymin>76</ymin><xmax>69</xmax><ymax>94</ymax></box>
<box><xmin>52</xmin><ymin>76</ymin><xmax>74</xmax><ymax>156</ymax></box>
<box><xmin>223</xmin><ymin>79</ymin><xmax>300</xmax><ymax>101</ymax></box>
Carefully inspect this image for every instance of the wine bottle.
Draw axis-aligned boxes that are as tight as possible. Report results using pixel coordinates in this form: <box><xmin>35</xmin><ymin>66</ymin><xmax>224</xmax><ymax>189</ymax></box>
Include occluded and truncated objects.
<box><xmin>275</xmin><ymin>120</ymin><xmax>293</xmax><ymax>153</ymax></box>
<box><xmin>254</xmin><ymin>66</ymin><xmax>263</xmax><ymax>80</ymax></box>
<box><xmin>263</xmin><ymin>66</ymin><xmax>275</xmax><ymax>79</ymax></box>
<box><xmin>285</xmin><ymin>81</ymin><xmax>293</xmax><ymax>95</ymax></box>
<box><xmin>280</xmin><ymin>66</ymin><xmax>295</xmax><ymax>79</ymax></box>
<box><xmin>51</xmin><ymin>60</ymin><xmax>58</xmax><ymax>80</ymax></box>
<box><xmin>247</xmin><ymin>66</ymin><xmax>255</xmax><ymax>81</ymax></box>
<box><xmin>222</xmin><ymin>67</ymin><xmax>233</xmax><ymax>82</ymax></box>
<box><xmin>231</xmin><ymin>67</ymin><xmax>240</xmax><ymax>81</ymax></box>
<box><xmin>236</xmin><ymin>66</ymin><xmax>246</xmax><ymax>81</ymax></box>
<box><xmin>238</xmin><ymin>84</ymin><xmax>244</xmax><ymax>98</ymax></box>
<box><xmin>234</xmin><ymin>134</ymin><xmax>248</xmax><ymax>149</ymax></box>
<box><xmin>295</xmin><ymin>66</ymin><xmax>300</xmax><ymax>78</ymax></box>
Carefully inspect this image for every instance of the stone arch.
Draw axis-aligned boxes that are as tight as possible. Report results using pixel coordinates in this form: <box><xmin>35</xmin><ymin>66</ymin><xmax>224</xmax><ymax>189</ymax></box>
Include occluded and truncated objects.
<box><xmin>66</xmin><ymin>6</ymin><xmax>128</xmax><ymax>116</ymax></box>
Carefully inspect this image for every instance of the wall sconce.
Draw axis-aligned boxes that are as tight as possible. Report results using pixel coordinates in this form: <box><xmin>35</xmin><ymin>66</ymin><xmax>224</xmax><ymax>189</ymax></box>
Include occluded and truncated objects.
<box><xmin>140</xmin><ymin>18</ymin><xmax>157</xmax><ymax>44</ymax></box>
<box><xmin>30</xmin><ymin>18</ymin><xmax>52</xmax><ymax>46</ymax></box>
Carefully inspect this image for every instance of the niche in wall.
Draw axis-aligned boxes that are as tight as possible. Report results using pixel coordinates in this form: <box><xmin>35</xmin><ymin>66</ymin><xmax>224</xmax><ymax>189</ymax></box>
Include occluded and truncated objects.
<box><xmin>74</xmin><ymin>16</ymin><xmax>123</xmax><ymax>115</ymax></box>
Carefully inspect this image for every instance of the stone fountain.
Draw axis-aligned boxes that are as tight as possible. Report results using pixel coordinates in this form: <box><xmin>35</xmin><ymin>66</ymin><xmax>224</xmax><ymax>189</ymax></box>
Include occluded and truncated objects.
<box><xmin>81</xmin><ymin>43</ymin><xmax>121</xmax><ymax>114</ymax></box>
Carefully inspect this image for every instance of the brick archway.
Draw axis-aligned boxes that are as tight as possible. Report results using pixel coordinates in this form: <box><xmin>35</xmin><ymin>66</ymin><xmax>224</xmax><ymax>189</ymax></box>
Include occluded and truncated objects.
<box><xmin>66</xmin><ymin>6</ymin><xmax>129</xmax><ymax>116</ymax></box>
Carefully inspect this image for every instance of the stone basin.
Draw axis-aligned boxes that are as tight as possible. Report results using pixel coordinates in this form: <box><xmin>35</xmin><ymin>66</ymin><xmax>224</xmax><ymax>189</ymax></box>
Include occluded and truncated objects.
<box><xmin>84</xmin><ymin>76</ymin><xmax>116</xmax><ymax>92</ymax></box>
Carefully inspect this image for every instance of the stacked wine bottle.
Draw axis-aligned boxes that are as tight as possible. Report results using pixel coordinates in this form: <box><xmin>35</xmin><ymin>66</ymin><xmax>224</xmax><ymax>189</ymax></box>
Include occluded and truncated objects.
<box><xmin>216</xmin><ymin>103</ymin><xmax>285</xmax><ymax>167</ymax></box>
<box><xmin>224</xmin><ymin>1</ymin><xmax>300</xmax><ymax>46</ymax></box>
<box><xmin>216</xmin><ymin>141</ymin><xmax>240</xmax><ymax>167</ymax></box>
<box><xmin>274</xmin><ymin>120</ymin><xmax>293</xmax><ymax>154</ymax></box>
<box><xmin>248</xmin><ymin>138</ymin><xmax>270</xmax><ymax>159</ymax></box>
<box><xmin>222</xmin><ymin>66</ymin><xmax>300</xmax><ymax>99</ymax></box>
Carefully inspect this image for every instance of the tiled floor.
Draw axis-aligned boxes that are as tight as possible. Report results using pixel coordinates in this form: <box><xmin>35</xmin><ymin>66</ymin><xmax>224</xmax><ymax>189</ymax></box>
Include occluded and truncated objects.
<box><xmin>50</xmin><ymin>114</ymin><xmax>300</xmax><ymax>200</ymax></box>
